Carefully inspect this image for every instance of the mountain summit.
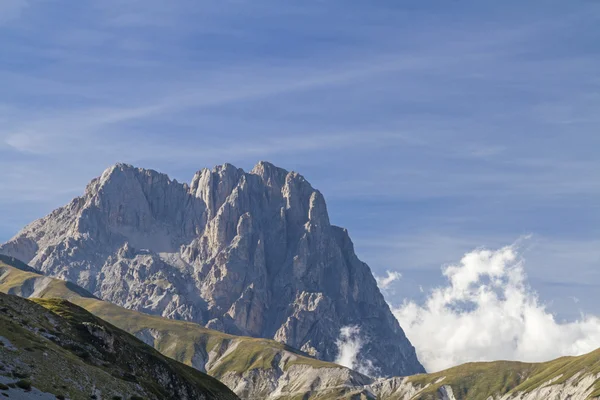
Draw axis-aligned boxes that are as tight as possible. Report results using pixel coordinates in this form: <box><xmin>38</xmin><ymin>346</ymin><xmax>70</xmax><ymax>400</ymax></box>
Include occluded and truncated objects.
<box><xmin>0</xmin><ymin>161</ymin><xmax>424</xmax><ymax>377</ymax></box>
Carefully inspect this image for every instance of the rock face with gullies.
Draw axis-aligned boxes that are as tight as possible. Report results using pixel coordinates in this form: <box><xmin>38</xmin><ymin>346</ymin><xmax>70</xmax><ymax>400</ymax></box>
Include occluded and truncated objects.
<box><xmin>0</xmin><ymin>161</ymin><xmax>424</xmax><ymax>377</ymax></box>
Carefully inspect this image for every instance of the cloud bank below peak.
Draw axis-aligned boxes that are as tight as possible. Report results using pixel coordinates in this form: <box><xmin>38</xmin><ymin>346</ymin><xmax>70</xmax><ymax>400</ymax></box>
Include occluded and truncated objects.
<box><xmin>394</xmin><ymin>241</ymin><xmax>600</xmax><ymax>372</ymax></box>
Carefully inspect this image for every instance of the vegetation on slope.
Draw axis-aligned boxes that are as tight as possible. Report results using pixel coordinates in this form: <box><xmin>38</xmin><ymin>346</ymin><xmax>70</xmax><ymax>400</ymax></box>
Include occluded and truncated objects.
<box><xmin>3</xmin><ymin>256</ymin><xmax>600</xmax><ymax>400</ymax></box>
<box><xmin>0</xmin><ymin>292</ymin><xmax>239</xmax><ymax>400</ymax></box>
<box><xmin>1</xmin><ymin>258</ymin><xmax>361</xmax><ymax>399</ymax></box>
<box><xmin>406</xmin><ymin>349</ymin><xmax>600</xmax><ymax>399</ymax></box>
<box><xmin>0</xmin><ymin>259</ymin><xmax>337</xmax><ymax>376</ymax></box>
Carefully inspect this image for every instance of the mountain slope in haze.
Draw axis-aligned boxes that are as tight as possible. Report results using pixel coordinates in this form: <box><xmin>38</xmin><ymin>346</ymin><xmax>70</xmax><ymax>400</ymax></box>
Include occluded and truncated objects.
<box><xmin>3</xmin><ymin>257</ymin><xmax>600</xmax><ymax>400</ymax></box>
<box><xmin>0</xmin><ymin>291</ymin><xmax>239</xmax><ymax>400</ymax></box>
<box><xmin>0</xmin><ymin>161</ymin><xmax>423</xmax><ymax>377</ymax></box>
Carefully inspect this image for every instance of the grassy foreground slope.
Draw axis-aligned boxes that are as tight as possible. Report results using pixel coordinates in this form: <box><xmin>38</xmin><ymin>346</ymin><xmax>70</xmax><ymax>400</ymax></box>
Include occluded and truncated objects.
<box><xmin>2</xmin><ymin>255</ymin><xmax>600</xmax><ymax>400</ymax></box>
<box><xmin>0</xmin><ymin>256</ymin><xmax>371</xmax><ymax>400</ymax></box>
<box><xmin>0</xmin><ymin>291</ymin><xmax>239</xmax><ymax>400</ymax></box>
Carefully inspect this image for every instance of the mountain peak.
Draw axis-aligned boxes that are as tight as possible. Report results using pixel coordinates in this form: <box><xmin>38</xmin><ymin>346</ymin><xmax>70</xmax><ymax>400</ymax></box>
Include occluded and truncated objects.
<box><xmin>250</xmin><ymin>160</ymin><xmax>291</xmax><ymax>189</ymax></box>
<box><xmin>251</xmin><ymin>160</ymin><xmax>287</xmax><ymax>175</ymax></box>
<box><xmin>0</xmin><ymin>161</ymin><xmax>425</xmax><ymax>377</ymax></box>
<box><xmin>87</xmin><ymin>163</ymin><xmax>172</xmax><ymax>196</ymax></box>
<box><xmin>100</xmin><ymin>162</ymin><xmax>142</xmax><ymax>180</ymax></box>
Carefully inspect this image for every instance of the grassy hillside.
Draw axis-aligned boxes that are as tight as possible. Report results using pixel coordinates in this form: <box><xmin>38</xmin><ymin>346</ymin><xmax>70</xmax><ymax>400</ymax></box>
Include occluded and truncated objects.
<box><xmin>0</xmin><ymin>292</ymin><xmax>239</xmax><ymax>400</ymax></box>
<box><xmin>3</xmin><ymin>257</ymin><xmax>600</xmax><ymax>400</ymax></box>
<box><xmin>0</xmin><ymin>258</ymin><xmax>335</xmax><ymax>371</ymax></box>
<box><xmin>403</xmin><ymin>349</ymin><xmax>600</xmax><ymax>399</ymax></box>
<box><xmin>0</xmin><ymin>259</ymin><xmax>367</xmax><ymax>399</ymax></box>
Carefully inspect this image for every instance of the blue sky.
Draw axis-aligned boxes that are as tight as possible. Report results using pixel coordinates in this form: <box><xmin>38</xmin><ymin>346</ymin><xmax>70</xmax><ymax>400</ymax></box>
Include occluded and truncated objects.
<box><xmin>1</xmin><ymin>0</ymin><xmax>599</xmax><ymax>322</ymax></box>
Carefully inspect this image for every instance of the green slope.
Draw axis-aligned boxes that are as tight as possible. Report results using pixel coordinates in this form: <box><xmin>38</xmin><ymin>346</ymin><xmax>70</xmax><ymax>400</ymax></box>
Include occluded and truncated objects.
<box><xmin>405</xmin><ymin>352</ymin><xmax>600</xmax><ymax>399</ymax></box>
<box><xmin>0</xmin><ymin>258</ymin><xmax>334</xmax><ymax>372</ymax></box>
<box><xmin>3</xmin><ymin>257</ymin><xmax>600</xmax><ymax>400</ymax></box>
<box><xmin>0</xmin><ymin>258</ymin><xmax>366</xmax><ymax>400</ymax></box>
<box><xmin>0</xmin><ymin>292</ymin><xmax>239</xmax><ymax>400</ymax></box>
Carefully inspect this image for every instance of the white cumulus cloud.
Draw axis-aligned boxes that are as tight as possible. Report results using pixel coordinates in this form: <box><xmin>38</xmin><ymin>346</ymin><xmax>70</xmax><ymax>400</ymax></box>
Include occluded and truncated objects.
<box><xmin>375</xmin><ymin>270</ymin><xmax>402</xmax><ymax>289</ymax></box>
<box><xmin>393</xmin><ymin>243</ymin><xmax>600</xmax><ymax>372</ymax></box>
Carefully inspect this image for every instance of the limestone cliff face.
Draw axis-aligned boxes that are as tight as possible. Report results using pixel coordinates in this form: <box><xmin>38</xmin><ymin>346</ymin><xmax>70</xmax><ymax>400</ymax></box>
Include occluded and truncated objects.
<box><xmin>0</xmin><ymin>161</ymin><xmax>424</xmax><ymax>377</ymax></box>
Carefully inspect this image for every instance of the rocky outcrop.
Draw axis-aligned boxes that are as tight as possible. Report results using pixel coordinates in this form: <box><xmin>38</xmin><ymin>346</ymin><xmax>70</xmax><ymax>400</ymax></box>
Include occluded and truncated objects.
<box><xmin>497</xmin><ymin>373</ymin><xmax>600</xmax><ymax>400</ymax></box>
<box><xmin>0</xmin><ymin>161</ymin><xmax>424</xmax><ymax>377</ymax></box>
<box><xmin>364</xmin><ymin>372</ymin><xmax>600</xmax><ymax>400</ymax></box>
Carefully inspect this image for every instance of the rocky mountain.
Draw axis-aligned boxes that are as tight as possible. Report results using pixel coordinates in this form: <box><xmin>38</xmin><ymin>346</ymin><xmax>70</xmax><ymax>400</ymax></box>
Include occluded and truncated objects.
<box><xmin>0</xmin><ymin>162</ymin><xmax>424</xmax><ymax>377</ymax></box>
<box><xmin>0</xmin><ymin>291</ymin><xmax>239</xmax><ymax>400</ymax></box>
<box><xmin>2</xmin><ymin>258</ymin><xmax>600</xmax><ymax>400</ymax></box>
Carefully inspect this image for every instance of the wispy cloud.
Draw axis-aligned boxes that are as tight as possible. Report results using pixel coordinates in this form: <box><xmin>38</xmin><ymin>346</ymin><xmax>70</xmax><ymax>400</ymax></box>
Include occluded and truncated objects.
<box><xmin>375</xmin><ymin>270</ymin><xmax>402</xmax><ymax>290</ymax></box>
